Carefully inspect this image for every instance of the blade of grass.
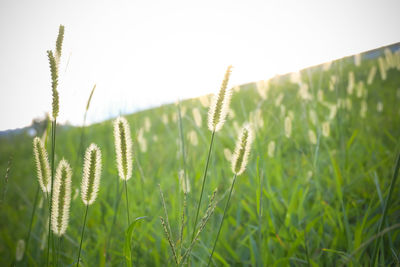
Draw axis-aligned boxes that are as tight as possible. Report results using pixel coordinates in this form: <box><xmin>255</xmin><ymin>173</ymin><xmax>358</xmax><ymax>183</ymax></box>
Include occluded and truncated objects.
<box><xmin>207</xmin><ymin>174</ymin><xmax>237</xmax><ymax>266</ymax></box>
<box><xmin>191</xmin><ymin>130</ymin><xmax>215</xmax><ymax>243</ymax></box>
<box><xmin>371</xmin><ymin>152</ymin><xmax>400</xmax><ymax>265</ymax></box>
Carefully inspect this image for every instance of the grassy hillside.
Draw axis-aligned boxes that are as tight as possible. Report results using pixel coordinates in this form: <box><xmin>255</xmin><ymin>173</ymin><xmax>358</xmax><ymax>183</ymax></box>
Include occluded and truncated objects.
<box><xmin>1</xmin><ymin>44</ymin><xmax>400</xmax><ymax>266</ymax></box>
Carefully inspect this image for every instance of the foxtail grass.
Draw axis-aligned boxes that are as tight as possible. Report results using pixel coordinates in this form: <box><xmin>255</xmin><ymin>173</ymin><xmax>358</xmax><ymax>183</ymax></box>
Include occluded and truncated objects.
<box><xmin>113</xmin><ymin>116</ymin><xmax>134</xmax><ymax>262</ymax></box>
<box><xmin>15</xmin><ymin>239</ymin><xmax>25</xmax><ymax>262</ymax></box>
<box><xmin>51</xmin><ymin>159</ymin><xmax>72</xmax><ymax>266</ymax></box>
<box><xmin>77</xmin><ymin>144</ymin><xmax>102</xmax><ymax>266</ymax></box>
<box><xmin>207</xmin><ymin>124</ymin><xmax>253</xmax><ymax>266</ymax></box>
<box><xmin>33</xmin><ymin>137</ymin><xmax>51</xmax><ymax>193</ymax></box>
<box><xmin>51</xmin><ymin>159</ymin><xmax>72</xmax><ymax>236</ymax></box>
<box><xmin>159</xmin><ymin>183</ymin><xmax>217</xmax><ymax>266</ymax></box>
<box><xmin>181</xmin><ymin>189</ymin><xmax>218</xmax><ymax>265</ymax></box>
<box><xmin>75</xmin><ymin>84</ymin><xmax>96</xmax><ymax>174</ymax></box>
<box><xmin>113</xmin><ymin>116</ymin><xmax>133</xmax><ymax>222</ymax></box>
<box><xmin>46</xmin><ymin>24</ymin><xmax>64</xmax><ymax>267</ymax></box>
<box><xmin>191</xmin><ymin>65</ymin><xmax>233</xmax><ymax>248</ymax></box>
<box><xmin>1</xmin><ymin>155</ymin><xmax>12</xmax><ymax>206</ymax></box>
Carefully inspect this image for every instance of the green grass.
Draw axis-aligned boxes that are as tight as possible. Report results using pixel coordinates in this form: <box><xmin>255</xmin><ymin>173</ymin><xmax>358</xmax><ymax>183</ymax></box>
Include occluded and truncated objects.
<box><xmin>1</xmin><ymin>45</ymin><xmax>400</xmax><ymax>266</ymax></box>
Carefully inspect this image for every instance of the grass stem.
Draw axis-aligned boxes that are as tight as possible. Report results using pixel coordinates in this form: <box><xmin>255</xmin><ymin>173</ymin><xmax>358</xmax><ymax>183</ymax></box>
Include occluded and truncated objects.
<box><xmin>46</xmin><ymin>119</ymin><xmax>56</xmax><ymax>267</ymax></box>
<box><xmin>77</xmin><ymin>204</ymin><xmax>89</xmax><ymax>267</ymax></box>
<box><xmin>24</xmin><ymin>185</ymin><xmax>39</xmax><ymax>262</ymax></box>
<box><xmin>124</xmin><ymin>179</ymin><xmax>131</xmax><ymax>226</ymax></box>
<box><xmin>191</xmin><ymin>130</ymin><xmax>215</xmax><ymax>243</ymax></box>
<box><xmin>207</xmin><ymin>174</ymin><xmax>237</xmax><ymax>266</ymax></box>
<box><xmin>371</xmin><ymin>152</ymin><xmax>400</xmax><ymax>265</ymax></box>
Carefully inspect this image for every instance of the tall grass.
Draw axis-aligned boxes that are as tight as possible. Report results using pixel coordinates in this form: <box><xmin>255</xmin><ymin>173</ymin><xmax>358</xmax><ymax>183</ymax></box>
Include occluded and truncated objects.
<box><xmin>1</xmin><ymin>31</ymin><xmax>400</xmax><ymax>266</ymax></box>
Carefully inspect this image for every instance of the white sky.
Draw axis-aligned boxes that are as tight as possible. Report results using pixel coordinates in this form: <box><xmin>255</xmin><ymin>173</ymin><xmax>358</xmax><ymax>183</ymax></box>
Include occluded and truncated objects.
<box><xmin>0</xmin><ymin>0</ymin><xmax>399</xmax><ymax>131</ymax></box>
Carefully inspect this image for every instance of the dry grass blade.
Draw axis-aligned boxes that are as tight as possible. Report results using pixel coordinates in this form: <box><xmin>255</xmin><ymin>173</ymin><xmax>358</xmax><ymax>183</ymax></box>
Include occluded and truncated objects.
<box><xmin>181</xmin><ymin>189</ymin><xmax>218</xmax><ymax>264</ymax></box>
<box><xmin>159</xmin><ymin>184</ymin><xmax>178</xmax><ymax>264</ymax></box>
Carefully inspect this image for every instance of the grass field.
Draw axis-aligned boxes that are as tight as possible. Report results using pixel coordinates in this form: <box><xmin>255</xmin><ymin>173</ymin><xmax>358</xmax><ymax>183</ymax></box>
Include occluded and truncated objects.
<box><xmin>1</xmin><ymin>43</ymin><xmax>400</xmax><ymax>266</ymax></box>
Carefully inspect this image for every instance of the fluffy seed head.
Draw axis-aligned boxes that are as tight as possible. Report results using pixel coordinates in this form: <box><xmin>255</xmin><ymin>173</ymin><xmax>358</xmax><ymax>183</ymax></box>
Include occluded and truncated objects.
<box><xmin>268</xmin><ymin>141</ymin><xmax>276</xmax><ymax>158</ymax></box>
<box><xmin>81</xmin><ymin>144</ymin><xmax>102</xmax><ymax>205</ymax></box>
<box><xmin>329</xmin><ymin>75</ymin><xmax>337</xmax><ymax>91</ymax></box>
<box><xmin>15</xmin><ymin>239</ymin><xmax>25</xmax><ymax>262</ymax></box>
<box><xmin>224</xmin><ymin>148</ymin><xmax>232</xmax><ymax>161</ymax></box>
<box><xmin>208</xmin><ymin>65</ymin><xmax>233</xmax><ymax>132</ymax></box>
<box><xmin>377</xmin><ymin>101</ymin><xmax>383</xmax><ymax>112</ymax></box>
<box><xmin>347</xmin><ymin>71</ymin><xmax>355</xmax><ymax>95</ymax></box>
<box><xmin>308</xmin><ymin>130</ymin><xmax>317</xmax><ymax>145</ymax></box>
<box><xmin>284</xmin><ymin>116</ymin><xmax>292</xmax><ymax>138</ymax></box>
<box><xmin>113</xmin><ymin>117</ymin><xmax>133</xmax><ymax>180</ymax></box>
<box><xmin>54</xmin><ymin>25</ymin><xmax>64</xmax><ymax>67</ymax></box>
<box><xmin>367</xmin><ymin>65</ymin><xmax>377</xmax><ymax>85</ymax></box>
<box><xmin>86</xmin><ymin>84</ymin><xmax>96</xmax><ymax>112</ymax></box>
<box><xmin>378</xmin><ymin>57</ymin><xmax>387</xmax><ymax>80</ymax></box>
<box><xmin>179</xmin><ymin>169</ymin><xmax>190</xmax><ymax>193</ymax></box>
<box><xmin>47</xmin><ymin>50</ymin><xmax>59</xmax><ymax>120</ymax></box>
<box><xmin>360</xmin><ymin>100</ymin><xmax>368</xmax><ymax>118</ymax></box>
<box><xmin>137</xmin><ymin>128</ymin><xmax>147</xmax><ymax>152</ymax></box>
<box><xmin>309</xmin><ymin>110</ymin><xmax>317</xmax><ymax>126</ymax></box>
<box><xmin>322</xmin><ymin>122</ymin><xmax>330</xmax><ymax>137</ymax></box>
<box><xmin>354</xmin><ymin>53</ymin><xmax>362</xmax><ymax>66</ymax></box>
<box><xmin>231</xmin><ymin>124</ymin><xmax>253</xmax><ymax>175</ymax></box>
<box><xmin>329</xmin><ymin>105</ymin><xmax>337</xmax><ymax>120</ymax></box>
<box><xmin>275</xmin><ymin>93</ymin><xmax>284</xmax><ymax>106</ymax></box>
<box><xmin>33</xmin><ymin>137</ymin><xmax>51</xmax><ymax>193</ymax></box>
<box><xmin>199</xmin><ymin>94</ymin><xmax>211</xmax><ymax>107</ymax></box>
<box><xmin>192</xmin><ymin>108</ymin><xmax>202</xmax><ymax>127</ymax></box>
<box><xmin>51</xmin><ymin>159</ymin><xmax>72</xmax><ymax>236</ymax></box>
<box><xmin>188</xmin><ymin>130</ymin><xmax>198</xmax><ymax>146</ymax></box>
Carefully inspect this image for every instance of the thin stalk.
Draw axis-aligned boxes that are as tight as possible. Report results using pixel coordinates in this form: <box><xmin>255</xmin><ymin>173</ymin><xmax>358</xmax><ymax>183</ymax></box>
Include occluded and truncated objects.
<box><xmin>74</xmin><ymin>118</ymin><xmax>86</xmax><ymax>171</ymax></box>
<box><xmin>46</xmin><ymin>191</ymin><xmax>51</xmax><ymax>267</ymax></box>
<box><xmin>191</xmin><ymin>130</ymin><xmax>215</xmax><ymax>242</ymax></box>
<box><xmin>371</xmin><ymin>152</ymin><xmax>400</xmax><ymax>265</ymax></box>
<box><xmin>47</xmin><ymin>119</ymin><xmax>56</xmax><ymax>267</ymax></box>
<box><xmin>304</xmin><ymin>228</ymin><xmax>310</xmax><ymax>267</ymax></box>
<box><xmin>105</xmin><ymin>178</ymin><xmax>123</xmax><ymax>261</ymax></box>
<box><xmin>57</xmin><ymin>236</ymin><xmax>61</xmax><ymax>267</ymax></box>
<box><xmin>207</xmin><ymin>174</ymin><xmax>237</xmax><ymax>267</ymax></box>
<box><xmin>257</xmin><ymin>162</ymin><xmax>264</xmax><ymax>266</ymax></box>
<box><xmin>124</xmin><ymin>179</ymin><xmax>131</xmax><ymax>226</ymax></box>
<box><xmin>177</xmin><ymin>102</ymin><xmax>188</xmax><ymax>260</ymax></box>
<box><xmin>77</xmin><ymin>205</ymin><xmax>89</xmax><ymax>267</ymax></box>
<box><xmin>24</xmin><ymin>185</ymin><xmax>40</xmax><ymax>261</ymax></box>
<box><xmin>177</xmin><ymin>101</ymin><xmax>187</xmax><ymax>182</ymax></box>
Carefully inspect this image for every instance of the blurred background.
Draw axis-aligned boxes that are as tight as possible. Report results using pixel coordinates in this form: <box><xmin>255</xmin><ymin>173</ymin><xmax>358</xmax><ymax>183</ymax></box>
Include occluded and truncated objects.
<box><xmin>0</xmin><ymin>0</ymin><xmax>399</xmax><ymax>131</ymax></box>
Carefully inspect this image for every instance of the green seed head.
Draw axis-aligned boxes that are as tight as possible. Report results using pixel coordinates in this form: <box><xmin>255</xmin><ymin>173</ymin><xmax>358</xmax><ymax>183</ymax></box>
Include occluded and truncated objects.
<box><xmin>51</xmin><ymin>159</ymin><xmax>72</xmax><ymax>236</ymax></box>
<box><xmin>208</xmin><ymin>65</ymin><xmax>233</xmax><ymax>132</ymax></box>
<box><xmin>81</xmin><ymin>144</ymin><xmax>102</xmax><ymax>205</ymax></box>
<box><xmin>33</xmin><ymin>137</ymin><xmax>51</xmax><ymax>193</ymax></box>
<box><xmin>231</xmin><ymin>124</ymin><xmax>253</xmax><ymax>175</ymax></box>
<box><xmin>47</xmin><ymin>50</ymin><xmax>59</xmax><ymax>120</ymax></box>
<box><xmin>113</xmin><ymin>116</ymin><xmax>133</xmax><ymax>180</ymax></box>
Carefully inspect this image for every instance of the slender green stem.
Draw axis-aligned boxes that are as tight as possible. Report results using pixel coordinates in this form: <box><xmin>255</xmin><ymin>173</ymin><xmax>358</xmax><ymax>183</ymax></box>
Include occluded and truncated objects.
<box><xmin>74</xmin><ymin>113</ymin><xmax>87</xmax><ymax>173</ymax></box>
<box><xmin>124</xmin><ymin>179</ymin><xmax>131</xmax><ymax>226</ymax></box>
<box><xmin>304</xmin><ymin>228</ymin><xmax>310</xmax><ymax>267</ymax></box>
<box><xmin>105</xmin><ymin>178</ymin><xmax>122</xmax><ymax>261</ymax></box>
<box><xmin>57</xmin><ymin>236</ymin><xmax>61</xmax><ymax>267</ymax></box>
<box><xmin>124</xmin><ymin>178</ymin><xmax>133</xmax><ymax>267</ymax></box>
<box><xmin>77</xmin><ymin>205</ymin><xmax>89</xmax><ymax>267</ymax></box>
<box><xmin>46</xmin><ymin>192</ymin><xmax>51</xmax><ymax>267</ymax></box>
<box><xmin>371</xmin><ymin>152</ymin><xmax>400</xmax><ymax>265</ymax></box>
<box><xmin>207</xmin><ymin>174</ymin><xmax>237</xmax><ymax>267</ymax></box>
<box><xmin>25</xmin><ymin>185</ymin><xmax>39</xmax><ymax>262</ymax></box>
<box><xmin>177</xmin><ymin>101</ymin><xmax>187</xmax><ymax>180</ymax></box>
<box><xmin>191</xmin><ymin>130</ymin><xmax>215</xmax><ymax>243</ymax></box>
<box><xmin>47</xmin><ymin>119</ymin><xmax>56</xmax><ymax>267</ymax></box>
